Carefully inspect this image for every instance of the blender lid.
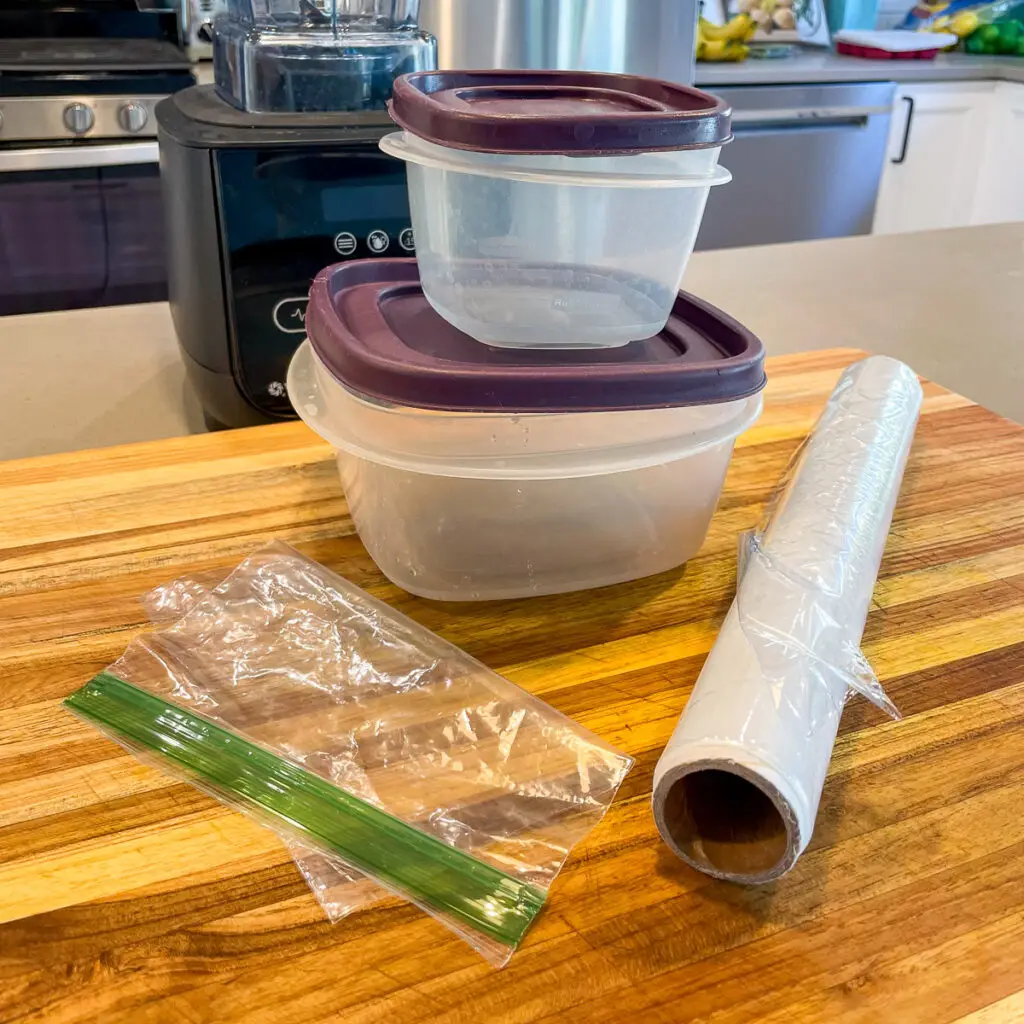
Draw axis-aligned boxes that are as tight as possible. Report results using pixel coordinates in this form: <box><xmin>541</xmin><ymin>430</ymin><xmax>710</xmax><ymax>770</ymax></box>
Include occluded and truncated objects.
<box><xmin>305</xmin><ymin>259</ymin><xmax>765</xmax><ymax>413</ymax></box>
<box><xmin>388</xmin><ymin>69</ymin><xmax>732</xmax><ymax>154</ymax></box>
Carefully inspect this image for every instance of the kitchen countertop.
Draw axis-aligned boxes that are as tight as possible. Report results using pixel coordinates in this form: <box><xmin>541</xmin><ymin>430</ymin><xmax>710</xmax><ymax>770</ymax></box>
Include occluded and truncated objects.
<box><xmin>0</xmin><ymin>222</ymin><xmax>1020</xmax><ymax>461</ymax></box>
<box><xmin>696</xmin><ymin>50</ymin><xmax>1024</xmax><ymax>87</ymax></box>
<box><xmin>0</xmin><ymin>301</ymin><xmax>205</xmax><ymax>461</ymax></box>
<box><xmin>196</xmin><ymin>50</ymin><xmax>1024</xmax><ymax>89</ymax></box>
<box><xmin>4</xmin><ymin>347</ymin><xmax>1024</xmax><ymax>1022</ymax></box>
<box><xmin>194</xmin><ymin>50</ymin><xmax>1024</xmax><ymax>90</ymax></box>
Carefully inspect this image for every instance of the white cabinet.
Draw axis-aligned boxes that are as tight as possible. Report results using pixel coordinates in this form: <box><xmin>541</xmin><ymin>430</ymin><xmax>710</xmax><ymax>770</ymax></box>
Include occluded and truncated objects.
<box><xmin>972</xmin><ymin>82</ymin><xmax>1024</xmax><ymax>225</ymax></box>
<box><xmin>872</xmin><ymin>81</ymin><xmax>995</xmax><ymax>235</ymax></box>
<box><xmin>873</xmin><ymin>79</ymin><xmax>1024</xmax><ymax>234</ymax></box>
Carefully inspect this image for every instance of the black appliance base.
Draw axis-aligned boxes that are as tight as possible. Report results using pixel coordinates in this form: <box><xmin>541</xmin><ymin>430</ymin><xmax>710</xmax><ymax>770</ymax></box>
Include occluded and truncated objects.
<box><xmin>159</xmin><ymin>85</ymin><xmax>409</xmax><ymax>430</ymax></box>
<box><xmin>180</xmin><ymin>348</ymin><xmax>288</xmax><ymax>430</ymax></box>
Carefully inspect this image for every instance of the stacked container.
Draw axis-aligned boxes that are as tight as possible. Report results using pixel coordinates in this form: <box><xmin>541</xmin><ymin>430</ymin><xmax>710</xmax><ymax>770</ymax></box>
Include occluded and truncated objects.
<box><xmin>382</xmin><ymin>70</ymin><xmax>734</xmax><ymax>349</ymax></box>
<box><xmin>290</xmin><ymin>70</ymin><xmax>767</xmax><ymax>601</ymax></box>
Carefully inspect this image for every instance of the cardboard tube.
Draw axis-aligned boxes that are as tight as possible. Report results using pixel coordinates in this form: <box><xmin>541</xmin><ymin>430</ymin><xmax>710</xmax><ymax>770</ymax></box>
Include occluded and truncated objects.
<box><xmin>652</xmin><ymin>356</ymin><xmax>922</xmax><ymax>883</ymax></box>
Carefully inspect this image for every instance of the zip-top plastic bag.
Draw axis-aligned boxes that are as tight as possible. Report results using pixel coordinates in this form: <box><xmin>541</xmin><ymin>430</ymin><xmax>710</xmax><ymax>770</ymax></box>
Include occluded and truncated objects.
<box><xmin>141</xmin><ymin>566</ymin><xmax>388</xmax><ymax>921</ymax></box>
<box><xmin>65</xmin><ymin>542</ymin><xmax>633</xmax><ymax>965</ymax></box>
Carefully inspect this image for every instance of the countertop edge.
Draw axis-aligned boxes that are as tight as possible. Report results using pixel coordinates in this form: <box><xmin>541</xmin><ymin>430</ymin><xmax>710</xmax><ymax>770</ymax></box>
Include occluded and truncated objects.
<box><xmin>695</xmin><ymin>52</ymin><xmax>1024</xmax><ymax>88</ymax></box>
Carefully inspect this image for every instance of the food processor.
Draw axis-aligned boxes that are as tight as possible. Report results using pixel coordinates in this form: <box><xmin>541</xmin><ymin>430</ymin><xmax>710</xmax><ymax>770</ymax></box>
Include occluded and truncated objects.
<box><xmin>214</xmin><ymin>0</ymin><xmax>434</xmax><ymax>113</ymax></box>
<box><xmin>156</xmin><ymin>0</ymin><xmax>435</xmax><ymax>428</ymax></box>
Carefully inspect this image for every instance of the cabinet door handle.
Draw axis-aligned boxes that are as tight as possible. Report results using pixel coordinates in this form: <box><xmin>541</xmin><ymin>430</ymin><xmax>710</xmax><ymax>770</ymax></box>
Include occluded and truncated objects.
<box><xmin>891</xmin><ymin>95</ymin><xmax>915</xmax><ymax>164</ymax></box>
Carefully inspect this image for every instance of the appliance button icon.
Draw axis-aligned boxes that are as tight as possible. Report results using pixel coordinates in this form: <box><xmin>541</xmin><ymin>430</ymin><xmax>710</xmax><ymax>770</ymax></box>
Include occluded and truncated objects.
<box><xmin>267</xmin><ymin>381</ymin><xmax>286</xmax><ymax>398</ymax></box>
<box><xmin>367</xmin><ymin>229</ymin><xmax>390</xmax><ymax>254</ymax></box>
<box><xmin>271</xmin><ymin>296</ymin><xmax>309</xmax><ymax>334</ymax></box>
<box><xmin>399</xmin><ymin>227</ymin><xmax>415</xmax><ymax>252</ymax></box>
<box><xmin>333</xmin><ymin>231</ymin><xmax>358</xmax><ymax>256</ymax></box>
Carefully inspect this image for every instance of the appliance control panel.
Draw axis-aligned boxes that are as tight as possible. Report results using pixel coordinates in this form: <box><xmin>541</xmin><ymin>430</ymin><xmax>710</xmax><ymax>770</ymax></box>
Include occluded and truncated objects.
<box><xmin>0</xmin><ymin>96</ymin><xmax>162</xmax><ymax>142</ymax></box>
<box><xmin>215</xmin><ymin>144</ymin><xmax>414</xmax><ymax>417</ymax></box>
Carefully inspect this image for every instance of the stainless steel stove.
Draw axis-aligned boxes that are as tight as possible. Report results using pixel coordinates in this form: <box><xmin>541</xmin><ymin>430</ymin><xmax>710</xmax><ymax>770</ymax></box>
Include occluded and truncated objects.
<box><xmin>0</xmin><ymin>1</ymin><xmax>194</xmax><ymax>315</ymax></box>
<box><xmin>0</xmin><ymin>37</ymin><xmax>188</xmax><ymax>69</ymax></box>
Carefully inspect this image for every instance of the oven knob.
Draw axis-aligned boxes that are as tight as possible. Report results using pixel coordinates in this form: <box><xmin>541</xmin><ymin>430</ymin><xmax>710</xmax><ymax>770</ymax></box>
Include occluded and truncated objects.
<box><xmin>63</xmin><ymin>103</ymin><xmax>95</xmax><ymax>136</ymax></box>
<box><xmin>117</xmin><ymin>102</ymin><xmax>149</xmax><ymax>134</ymax></box>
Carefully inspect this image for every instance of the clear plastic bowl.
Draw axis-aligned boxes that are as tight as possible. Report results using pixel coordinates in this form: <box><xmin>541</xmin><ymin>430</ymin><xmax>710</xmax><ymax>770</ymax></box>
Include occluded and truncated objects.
<box><xmin>288</xmin><ymin>339</ymin><xmax>761</xmax><ymax>601</ymax></box>
<box><xmin>378</xmin><ymin>131</ymin><xmax>731</xmax><ymax>349</ymax></box>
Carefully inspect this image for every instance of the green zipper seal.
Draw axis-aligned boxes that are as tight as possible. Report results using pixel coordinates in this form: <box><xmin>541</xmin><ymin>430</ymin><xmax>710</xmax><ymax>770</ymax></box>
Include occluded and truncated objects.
<box><xmin>65</xmin><ymin>671</ymin><xmax>546</xmax><ymax>947</ymax></box>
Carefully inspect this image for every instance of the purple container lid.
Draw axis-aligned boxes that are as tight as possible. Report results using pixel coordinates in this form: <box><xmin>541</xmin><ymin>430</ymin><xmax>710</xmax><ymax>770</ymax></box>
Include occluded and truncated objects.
<box><xmin>388</xmin><ymin>70</ymin><xmax>732</xmax><ymax>155</ymax></box>
<box><xmin>305</xmin><ymin>259</ymin><xmax>765</xmax><ymax>414</ymax></box>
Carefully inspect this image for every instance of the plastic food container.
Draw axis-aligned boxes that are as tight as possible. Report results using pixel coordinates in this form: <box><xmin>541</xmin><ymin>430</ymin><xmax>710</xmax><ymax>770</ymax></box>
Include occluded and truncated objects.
<box><xmin>833</xmin><ymin>30</ymin><xmax>957</xmax><ymax>59</ymax></box>
<box><xmin>289</xmin><ymin>258</ymin><xmax>764</xmax><ymax>601</ymax></box>
<box><xmin>379</xmin><ymin>70</ymin><xmax>733</xmax><ymax>349</ymax></box>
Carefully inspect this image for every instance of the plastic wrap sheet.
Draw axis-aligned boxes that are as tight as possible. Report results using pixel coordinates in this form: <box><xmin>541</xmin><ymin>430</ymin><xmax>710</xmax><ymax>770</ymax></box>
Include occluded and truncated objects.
<box><xmin>66</xmin><ymin>542</ymin><xmax>633</xmax><ymax>965</ymax></box>
<box><xmin>652</xmin><ymin>356</ymin><xmax>922</xmax><ymax>884</ymax></box>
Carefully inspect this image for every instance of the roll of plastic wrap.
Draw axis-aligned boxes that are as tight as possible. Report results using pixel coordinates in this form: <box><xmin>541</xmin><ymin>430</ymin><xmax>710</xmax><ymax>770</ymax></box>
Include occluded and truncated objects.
<box><xmin>652</xmin><ymin>356</ymin><xmax>922</xmax><ymax>883</ymax></box>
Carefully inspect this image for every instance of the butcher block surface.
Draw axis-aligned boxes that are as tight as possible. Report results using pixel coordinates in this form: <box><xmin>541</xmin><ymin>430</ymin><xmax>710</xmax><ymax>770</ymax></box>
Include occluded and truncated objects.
<box><xmin>2</xmin><ymin>348</ymin><xmax>1023</xmax><ymax>1023</ymax></box>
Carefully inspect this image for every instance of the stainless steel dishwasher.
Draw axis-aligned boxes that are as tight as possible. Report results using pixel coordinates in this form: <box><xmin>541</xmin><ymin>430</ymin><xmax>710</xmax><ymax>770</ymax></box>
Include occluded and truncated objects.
<box><xmin>695</xmin><ymin>81</ymin><xmax>895</xmax><ymax>251</ymax></box>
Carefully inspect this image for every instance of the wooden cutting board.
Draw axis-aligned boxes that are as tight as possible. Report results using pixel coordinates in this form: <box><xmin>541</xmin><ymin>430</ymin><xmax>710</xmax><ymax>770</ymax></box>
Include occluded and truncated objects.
<box><xmin>2</xmin><ymin>348</ymin><xmax>1023</xmax><ymax>1024</ymax></box>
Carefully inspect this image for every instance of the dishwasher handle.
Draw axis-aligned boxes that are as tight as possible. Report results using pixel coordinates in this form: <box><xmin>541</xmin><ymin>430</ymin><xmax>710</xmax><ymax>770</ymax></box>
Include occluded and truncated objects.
<box><xmin>731</xmin><ymin>104</ymin><xmax>892</xmax><ymax>130</ymax></box>
<box><xmin>890</xmin><ymin>95</ymin><xmax>915</xmax><ymax>164</ymax></box>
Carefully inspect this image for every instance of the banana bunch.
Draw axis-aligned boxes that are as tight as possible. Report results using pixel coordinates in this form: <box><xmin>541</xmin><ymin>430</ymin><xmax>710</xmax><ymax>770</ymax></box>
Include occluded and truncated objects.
<box><xmin>697</xmin><ymin>13</ymin><xmax>757</xmax><ymax>61</ymax></box>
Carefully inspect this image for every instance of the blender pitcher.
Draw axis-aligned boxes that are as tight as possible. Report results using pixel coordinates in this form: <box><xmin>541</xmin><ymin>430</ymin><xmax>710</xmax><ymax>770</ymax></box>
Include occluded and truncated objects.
<box><xmin>214</xmin><ymin>0</ymin><xmax>436</xmax><ymax>113</ymax></box>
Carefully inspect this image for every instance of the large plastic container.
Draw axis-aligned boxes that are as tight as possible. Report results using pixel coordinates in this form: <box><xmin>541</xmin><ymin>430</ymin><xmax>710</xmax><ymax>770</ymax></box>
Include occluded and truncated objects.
<box><xmin>288</xmin><ymin>259</ymin><xmax>765</xmax><ymax>601</ymax></box>
<box><xmin>379</xmin><ymin>70</ymin><xmax>733</xmax><ymax>349</ymax></box>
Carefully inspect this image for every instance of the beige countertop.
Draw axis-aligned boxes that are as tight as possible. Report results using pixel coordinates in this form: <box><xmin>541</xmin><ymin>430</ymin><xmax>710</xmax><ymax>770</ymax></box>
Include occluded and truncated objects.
<box><xmin>695</xmin><ymin>51</ymin><xmax>1024</xmax><ymax>88</ymax></box>
<box><xmin>0</xmin><ymin>222</ymin><xmax>1021</xmax><ymax>462</ymax></box>
<box><xmin>194</xmin><ymin>51</ymin><xmax>1023</xmax><ymax>91</ymax></box>
<box><xmin>0</xmin><ymin>302</ymin><xmax>205</xmax><ymax>460</ymax></box>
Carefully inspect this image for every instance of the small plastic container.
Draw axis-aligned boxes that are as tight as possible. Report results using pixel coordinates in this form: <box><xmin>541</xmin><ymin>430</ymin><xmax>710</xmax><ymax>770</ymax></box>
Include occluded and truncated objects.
<box><xmin>379</xmin><ymin>70</ymin><xmax>733</xmax><ymax>349</ymax></box>
<box><xmin>288</xmin><ymin>259</ymin><xmax>765</xmax><ymax>601</ymax></box>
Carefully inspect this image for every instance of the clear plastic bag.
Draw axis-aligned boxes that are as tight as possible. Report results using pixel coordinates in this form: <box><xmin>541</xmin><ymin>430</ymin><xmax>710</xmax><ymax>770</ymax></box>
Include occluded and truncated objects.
<box><xmin>66</xmin><ymin>542</ymin><xmax>633</xmax><ymax>964</ymax></box>
<box><xmin>140</xmin><ymin>566</ymin><xmax>385</xmax><ymax>921</ymax></box>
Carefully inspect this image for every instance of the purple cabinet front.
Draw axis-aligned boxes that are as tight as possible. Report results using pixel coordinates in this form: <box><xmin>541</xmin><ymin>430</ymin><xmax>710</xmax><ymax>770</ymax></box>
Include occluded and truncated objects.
<box><xmin>0</xmin><ymin>158</ymin><xmax>167</xmax><ymax>315</ymax></box>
